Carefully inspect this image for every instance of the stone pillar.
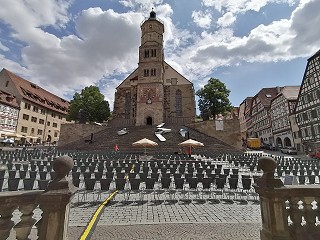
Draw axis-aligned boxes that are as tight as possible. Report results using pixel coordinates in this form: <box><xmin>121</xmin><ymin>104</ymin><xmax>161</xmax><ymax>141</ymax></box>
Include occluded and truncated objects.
<box><xmin>254</xmin><ymin>156</ymin><xmax>291</xmax><ymax>240</ymax></box>
<box><xmin>37</xmin><ymin>155</ymin><xmax>77</xmax><ymax>240</ymax></box>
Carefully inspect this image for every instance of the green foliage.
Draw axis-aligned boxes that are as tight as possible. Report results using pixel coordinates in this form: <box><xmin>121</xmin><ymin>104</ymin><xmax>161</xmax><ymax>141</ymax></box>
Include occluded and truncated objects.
<box><xmin>196</xmin><ymin>78</ymin><xmax>232</xmax><ymax>119</ymax></box>
<box><xmin>67</xmin><ymin>85</ymin><xmax>110</xmax><ymax>123</ymax></box>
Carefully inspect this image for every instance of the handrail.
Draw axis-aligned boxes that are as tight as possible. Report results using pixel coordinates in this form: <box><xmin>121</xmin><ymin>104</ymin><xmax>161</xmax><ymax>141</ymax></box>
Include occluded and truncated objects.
<box><xmin>254</xmin><ymin>156</ymin><xmax>320</xmax><ymax>240</ymax></box>
<box><xmin>0</xmin><ymin>155</ymin><xmax>77</xmax><ymax>240</ymax></box>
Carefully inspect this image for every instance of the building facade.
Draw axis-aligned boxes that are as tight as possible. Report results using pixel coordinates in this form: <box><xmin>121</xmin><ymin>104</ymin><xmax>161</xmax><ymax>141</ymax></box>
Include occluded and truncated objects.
<box><xmin>270</xmin><ymin>86</ymin><xmax>299</xmax><ymax>148</ymax></box>
<box><xmin>289</xmin><ymin>114</ymin><xmax>302</xmax><ymax>153</ymax></box>
<box><xmin>0</xmin><ymin>68</ymin><xmax>70</xmax><ymax>144</ymax></box>
<box><xmin>112</xmin><ymin>11</ymin><xmax>196</xmax><ymax>126</ymax></box>
<box><xmin>294</xmin><ymin>49</ymin><xmax>320</xmax><ymax>153</ymax></box>
<box><xmin>0</xmin><ymin>90</ymin><xmax>19</xmax><ymax>136</ymax></box>
<box><xmin>239</xmin><ymin>97</ymin><xmax>252</xmax><ymax>140</ymax></box>
<box><xmin>248</xmin><ymin>88</ymin><xmax>279</xmax><ymax>146</ymax></box>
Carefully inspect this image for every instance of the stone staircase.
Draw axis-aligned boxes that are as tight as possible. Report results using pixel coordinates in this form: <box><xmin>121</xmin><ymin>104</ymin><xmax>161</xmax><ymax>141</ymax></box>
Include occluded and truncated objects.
<box><xmin>58</xmin><ymin>124</ymin><xmax>240</xmax><ymax>154</ymax></box>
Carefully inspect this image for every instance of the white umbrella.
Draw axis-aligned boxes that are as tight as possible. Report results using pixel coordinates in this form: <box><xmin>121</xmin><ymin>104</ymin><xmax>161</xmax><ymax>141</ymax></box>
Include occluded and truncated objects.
<box><xmin>26</xmin><ymin>136</ymin><xmax>39</xmax><ymax>139</ymax></box>
<box><xmin>178</xmin><ymin>139</ymin><xmax>204</xmax><ymax>147</ymax></box>
<box><xmin>178</xmin><ymin>139</ymin><xmax>204</xmax><ymax>155</ymax></box>
<box><xmin>4</xmin><ymin>132</ymin><xmax>23</xmax><ymax>138</ymax></box>
<box><xmin>132</xmin><ymin>138</ymin><xmax>158</xmax><ymax>155</ymax></box>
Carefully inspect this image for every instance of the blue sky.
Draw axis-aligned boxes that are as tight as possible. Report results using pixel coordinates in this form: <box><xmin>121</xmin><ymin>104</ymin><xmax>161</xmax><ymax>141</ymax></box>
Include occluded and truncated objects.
<box><xmin>0</xmin><ymin>0</ymin><xmax>319</xmax><ymax>110</ymax></box>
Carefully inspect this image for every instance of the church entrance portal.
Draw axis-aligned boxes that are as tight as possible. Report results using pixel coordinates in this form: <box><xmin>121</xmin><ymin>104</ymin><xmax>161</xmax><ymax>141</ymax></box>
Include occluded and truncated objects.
<box><xmin>146</xmin><ymin>117</ymin><xmax>153</xmax><ymax>125</ymax></box>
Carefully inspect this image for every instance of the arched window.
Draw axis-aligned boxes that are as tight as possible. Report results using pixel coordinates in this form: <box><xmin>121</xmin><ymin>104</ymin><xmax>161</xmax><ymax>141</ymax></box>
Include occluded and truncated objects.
<box><xmin>151</xmin><ymin>49</ymin><xmax>156</xmax><ymax>57</ymax></box>
<box><xmin>175</xmin><ymin>89</ymin><xmax>182</xmax><ymax>116</ymax></box>
<box><xmin>125</xmin><ymin>91</ymin><xmax>131</xmax><ymax>119</ymax></box>
<box><xmin>144</xmin><ymin>50</ymin><xmax>149</xmax><ymax>58</ymax></box>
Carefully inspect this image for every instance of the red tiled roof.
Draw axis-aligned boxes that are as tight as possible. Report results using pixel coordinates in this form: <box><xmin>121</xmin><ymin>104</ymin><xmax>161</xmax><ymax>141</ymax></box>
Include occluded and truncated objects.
<box><xmin>253</xmin><ymin>87</ymin><xmax>279</xmax><ymax>107</ymax></box>
<box><xmin>2</xmin><ymin>68</ymin><xmax>69</xmax><ymax>114</ymax></box>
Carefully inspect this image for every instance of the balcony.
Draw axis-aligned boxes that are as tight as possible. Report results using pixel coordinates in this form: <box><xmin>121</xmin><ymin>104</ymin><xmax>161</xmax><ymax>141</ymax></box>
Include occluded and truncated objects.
<box><xmin>0</xmin><ymin>156</ymin><xmax>77</xmax><ymax>240</ymax></box>
<box><xmin>254</xmin><ymin>156</ymin><xmax>320</xmax><ymax>240</ymax></box>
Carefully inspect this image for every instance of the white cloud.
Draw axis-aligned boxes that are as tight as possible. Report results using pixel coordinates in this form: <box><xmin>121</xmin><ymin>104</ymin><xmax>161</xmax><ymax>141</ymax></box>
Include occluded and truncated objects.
<box><xmin>217</xmin><ymin>12</ymin><xmax>236</xmax><ymax>27</ymax></box>
<box><xmin>202</xmin><ymin>0</ymin><xmax>298</xmax><ymax>14</ymax></box>
<box><xmin>0</xmin><ymin>0</ymin><xmax>318</xmax><ymax>108</ymax></box>
<box><xmin>119</xmin><ymin>0</ymin><xmax>163</xmax><ymax>10</ymax></box>
<box><xmin>191</xmin><ymin>10</ymin><xmax>212</xmax><ymax>29</ymax></box>
<box><xmin>289</xmin><ymin>0</ymin><xmax>320</xmax><ymax>54</ymax></box>
<box><xmin>164</xmin><ymin>0</ymin><xmax>318</xmax><ymax>83</ymax></box>
<box><xmin>0</xmin><ymin>0</ymin><xmax>72</xmax><ymax>42</ymax></box>
<box><xmin>0</xmin><ymin>0</ymin><xmax>178</xmax><ymax>107</ymax></box>
<box><xmin>20</xmin><ymin>8</ymin><xmax>143</xmax><ymax>99</ymax></box>
<box><xmin>0</xmin><ymin>41</ymin><xmax>9</xmax><ymax>51</ymax></box>
<box><xmin>0</xmin><ymin>54</ymin><xmax>28</xmax><ymax>76</ymax></box>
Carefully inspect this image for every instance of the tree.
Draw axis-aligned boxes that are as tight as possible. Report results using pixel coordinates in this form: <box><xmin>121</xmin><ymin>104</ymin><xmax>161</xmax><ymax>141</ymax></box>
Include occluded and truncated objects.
<box><xmin>67</xmin><ymin>85</ymin><xmax>110</xmax><ymax>123</ymax></box>
<box><xmin>196</xmin><ymin>78</ymin><xmax>232</xmax><ymax>119</ymax></box>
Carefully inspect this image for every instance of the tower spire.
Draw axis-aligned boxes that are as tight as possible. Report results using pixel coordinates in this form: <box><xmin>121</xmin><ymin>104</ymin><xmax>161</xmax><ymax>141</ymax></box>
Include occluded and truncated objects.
<box><xmin>150</xmin><ymin>8</ymin><xmax>156</xmax><ymax>19</ymax></box>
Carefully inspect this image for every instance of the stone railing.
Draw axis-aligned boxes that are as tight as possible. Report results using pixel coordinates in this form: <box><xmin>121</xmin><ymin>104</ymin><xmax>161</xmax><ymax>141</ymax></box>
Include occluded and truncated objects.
<box><xmin>0</xmin><ymin>155</ymin><xmax>77</xmax><ymax>240</ymax></box>
<box><xmin>254</xmin><ymin>156</ymin><xmax>320</xmax><ymax>240</ymax></box>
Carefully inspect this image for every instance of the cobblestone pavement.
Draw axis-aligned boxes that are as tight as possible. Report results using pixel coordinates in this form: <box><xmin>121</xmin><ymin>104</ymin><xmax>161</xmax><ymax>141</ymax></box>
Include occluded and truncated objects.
<box><xmin>7</xmin><ymin>185</ymin><xmax>262</xmax><ymax>239</ymax></box>
<box><xmin>69</xmin><ymin>197</ymin><xmax>261</xmax><ymax>227</ymax></box>
<box><xmin>5</xmin><ymin>157</ymin><xmax>263</xmax><ymax>239</ymax></box>
<box><xmin>68</xmin><ymin>223</ymin><xmax>261</xmax><ymax>240</ymax></box>
<box><xmin>65</xmin><ymin>190</ymin><xmax>262</xmax><ymax>240</ymax></box>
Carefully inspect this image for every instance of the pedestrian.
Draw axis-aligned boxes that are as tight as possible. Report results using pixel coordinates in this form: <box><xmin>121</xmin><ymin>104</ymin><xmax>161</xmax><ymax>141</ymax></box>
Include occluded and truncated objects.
<box><xmin>187</xmin><ymin>146</ymin><xmax>192</xmax><ymax>158</ymax></box>
<box><xmin>114</xmin><ymin>144</ymin><xmax>119</xmax><ymax>152</ymax></box>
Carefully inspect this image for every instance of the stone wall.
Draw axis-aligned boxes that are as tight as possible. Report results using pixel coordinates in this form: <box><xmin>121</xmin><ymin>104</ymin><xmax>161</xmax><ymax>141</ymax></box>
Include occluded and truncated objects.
<box><xmin>58</xmin><ymin>123</ymin><xmax>107</xmax><ymax>146</ymax></box>
<box><xmin>165</xmin><ymin>84</ymin><xmax>195</xmax><ymax>119</ymax></box>
<box><xmin>187</xmin><ymin>119</ymin><xmax>242</xmax><ymax>150</ymax></box>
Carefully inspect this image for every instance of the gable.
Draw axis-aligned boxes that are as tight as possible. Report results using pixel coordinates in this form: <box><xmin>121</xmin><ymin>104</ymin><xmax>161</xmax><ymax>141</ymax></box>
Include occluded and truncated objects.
<box><xmin>116</xmin><ymin>68</ymin><xmax>139</xmax><ymax>89</ymax></box>
<box><xmin>163</xmin><ymin>61</ymin><xmax>193</xmax><ymax>86</ymax></box>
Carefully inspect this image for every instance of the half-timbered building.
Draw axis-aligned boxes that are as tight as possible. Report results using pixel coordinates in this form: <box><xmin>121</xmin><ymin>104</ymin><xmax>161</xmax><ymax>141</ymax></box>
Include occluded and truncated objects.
<box><xmin>294</xmin><ymin>49</ymin><xmax>320</xmax><ymax>153</ymax></box>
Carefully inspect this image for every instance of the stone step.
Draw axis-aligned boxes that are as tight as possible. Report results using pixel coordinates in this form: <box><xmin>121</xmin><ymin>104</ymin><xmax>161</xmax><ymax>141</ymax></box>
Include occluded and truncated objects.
<box><xmin>58</xmin><ymin>124</ymin><xmax>239</xmax><ymax>154</ymax></box>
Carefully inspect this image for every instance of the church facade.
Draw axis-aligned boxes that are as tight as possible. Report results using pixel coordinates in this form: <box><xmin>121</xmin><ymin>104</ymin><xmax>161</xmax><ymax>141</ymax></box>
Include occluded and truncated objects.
<box><xmin>112</xmin><ymin>11</ymin><xmax>196</xmax><ymax>126</ymax></box>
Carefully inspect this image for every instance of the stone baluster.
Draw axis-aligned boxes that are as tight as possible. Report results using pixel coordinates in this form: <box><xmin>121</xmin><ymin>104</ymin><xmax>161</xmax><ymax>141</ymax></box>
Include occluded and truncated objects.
<box><xmin>37</xmin><ymin>155</ymin><xmax>77</xmax><ymax>240</ymax></box>
<box><xmin>303</xmin><ymin>197</ymin><xmax>316</xmax><ymax>229</ymax></box>
<box><xmin>288</xmin><ymin>197</ymin><xmax>302</xmax><ymax>230</ymax></box>
<box><xmin>254</xmin><ymin>156</ymin><xmax>291</xmax><ymax>240</ymax></box>
<box><xmin>0</xmin><ymin>204</ymin><xmax>17</xmax><ymax>240</ymax></box>
<box><xmin>14</xmin><ymin>202</ymin><xmax>38</xmax><ymax>240</ymax></box>
<box><xmin>315</xmin><ymin>197</ymin><xmax>320</xmax><ymax>226</ymax></box>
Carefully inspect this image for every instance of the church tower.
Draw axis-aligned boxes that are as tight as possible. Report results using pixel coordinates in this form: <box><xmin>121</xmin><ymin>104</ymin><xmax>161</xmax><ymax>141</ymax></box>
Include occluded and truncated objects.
<box><xmin>112</xmin><ymin>10</ymin><xmax>196</xmax><ymax>127</ymax></box>
<box><xmin>135</xmin><ymin>10</ymin><xmax>165</xmax><ymax>125</ymax></box>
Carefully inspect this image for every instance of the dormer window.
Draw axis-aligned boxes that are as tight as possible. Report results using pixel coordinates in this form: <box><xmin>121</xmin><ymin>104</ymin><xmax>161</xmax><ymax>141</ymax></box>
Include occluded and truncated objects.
<box><xmin>30</xmin><ymin>83</ymin><xmax>37</xmax><ymax>89</ymax></box>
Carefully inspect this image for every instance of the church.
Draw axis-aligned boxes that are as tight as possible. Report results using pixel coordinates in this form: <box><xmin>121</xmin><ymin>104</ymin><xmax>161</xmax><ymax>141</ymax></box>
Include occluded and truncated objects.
<box><xmin>112</xmin><ymin>10</ymin><xmax>196</xmax><ymax>126</ymax></box>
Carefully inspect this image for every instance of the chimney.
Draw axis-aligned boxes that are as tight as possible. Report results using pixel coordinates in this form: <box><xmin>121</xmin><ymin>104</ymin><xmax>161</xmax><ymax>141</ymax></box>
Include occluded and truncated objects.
<box><xmin>276</xmin><ymin>86</ymin><xmax>281</xmax><ymax>93</ymax></box>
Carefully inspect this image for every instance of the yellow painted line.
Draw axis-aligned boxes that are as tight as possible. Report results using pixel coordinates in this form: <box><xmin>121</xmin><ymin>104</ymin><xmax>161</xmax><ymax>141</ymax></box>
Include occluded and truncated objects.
<box><xmin>80</xmin><ymin>190</ymin><xmax>118</xmax><ymax>240</ymax></box>
<box><xmin>80</xmin><ymin>163</ymin><xmax>135</xmax><ymax>240</ymax></box>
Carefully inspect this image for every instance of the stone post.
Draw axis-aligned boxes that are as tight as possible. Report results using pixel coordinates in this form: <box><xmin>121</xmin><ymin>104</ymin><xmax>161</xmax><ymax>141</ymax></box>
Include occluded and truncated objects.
<box><xmin>254</xmin><ymin>156</ymin><xmax>291</xmax><ymax>240</ymax></box>
<box><xmin>37</xmin><ymin>155</ymin><xmax>77</xmax><ymax>240</ymax></box>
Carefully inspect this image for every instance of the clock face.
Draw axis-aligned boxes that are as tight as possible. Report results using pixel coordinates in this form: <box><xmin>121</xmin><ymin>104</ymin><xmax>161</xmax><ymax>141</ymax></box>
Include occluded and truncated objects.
<box><xmin>139</xmin><ymin>86</ymin><xmax>161</xmax><ymax>103</ymax></box>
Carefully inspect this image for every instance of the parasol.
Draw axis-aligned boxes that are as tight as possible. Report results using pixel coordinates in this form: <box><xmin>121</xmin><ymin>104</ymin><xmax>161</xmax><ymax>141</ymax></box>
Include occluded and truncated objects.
<box><xmin>132</xmin><ymin>138</ymin><xmax>158</xmax><ymax>155</ymax></box>
<box><xmin>178</xmin><ymin>139</ymin><xmax>204</xmax><ymax>155</ymax></box>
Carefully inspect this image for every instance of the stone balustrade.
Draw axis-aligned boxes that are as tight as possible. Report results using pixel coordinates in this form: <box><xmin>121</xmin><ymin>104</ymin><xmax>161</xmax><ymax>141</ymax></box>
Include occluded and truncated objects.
<box><xmin>0</xmin><ymin>155</ymin><xmax>77</xmax><ymax>240</ymax></box>
<box><xmin>254</xmin><ymin>156</ymin><xmax>320</xmax><ymax>240</ymax></box>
